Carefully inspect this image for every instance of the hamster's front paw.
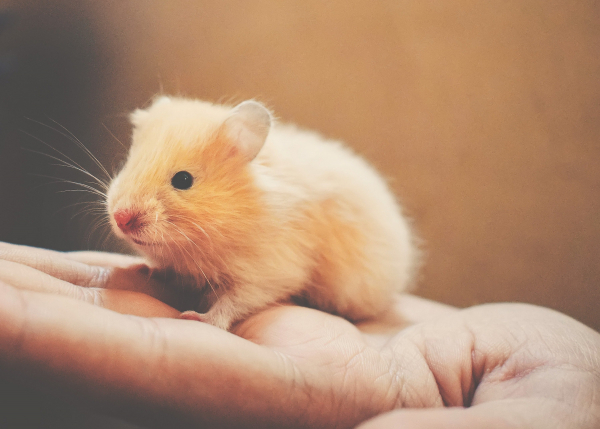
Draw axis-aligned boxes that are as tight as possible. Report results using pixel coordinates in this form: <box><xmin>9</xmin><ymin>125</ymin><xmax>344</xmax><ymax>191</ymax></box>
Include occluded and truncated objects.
<box><xmin>179</xmin><ymin>310</ymin><xmax>207</xmax><ymax>322</ymax></box>
<box><xmin>179</xmin><ymin>310</ymin><xmax>234</xmax><ymax>331</ymax></box>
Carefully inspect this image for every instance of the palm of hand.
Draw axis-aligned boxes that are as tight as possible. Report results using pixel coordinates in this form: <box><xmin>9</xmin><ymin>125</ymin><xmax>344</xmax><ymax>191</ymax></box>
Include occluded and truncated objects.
<box><xmin>234</xmin><ymin>298</ymin><xmax>600</xmax><ymax>429</ymax></box>
<box><xmin>0</xmin><ymin>242</ymin><xmax>599</xmax><ymax>429</ymax></box>
<box><xmin>235</xmin><ymin>305</ymin><xmax>405</xmax><ymax>427</ymax></box>
<box><xmin>215</xmin><ymin>297</ymin><xmax>600</xmax><ymax>429</ymax></box>
<box><xmin>144</xmin><ymin>302</ymin><xmax>412</xmax><ymax>428</ymax></box>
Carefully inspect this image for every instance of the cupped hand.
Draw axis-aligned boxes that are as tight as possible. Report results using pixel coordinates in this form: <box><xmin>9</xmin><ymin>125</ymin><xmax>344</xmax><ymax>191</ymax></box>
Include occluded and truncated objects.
<box><xmin>0</xmin><ymin>242</ymin><xmax>599</xmax><ymax>429</ymax></box>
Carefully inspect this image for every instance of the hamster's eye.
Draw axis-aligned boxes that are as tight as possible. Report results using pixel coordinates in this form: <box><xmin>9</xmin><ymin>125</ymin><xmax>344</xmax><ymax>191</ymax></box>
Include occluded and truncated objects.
<box><xmin>171</xmin><ymin>171</ymin><xmax>193</xmax><ymax>190</ymax></box>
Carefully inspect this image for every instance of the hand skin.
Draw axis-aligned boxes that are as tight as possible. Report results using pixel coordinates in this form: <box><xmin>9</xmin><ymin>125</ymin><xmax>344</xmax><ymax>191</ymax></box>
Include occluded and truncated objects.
<box><xmin>0</xmin><ymin>242</ymin><xmax>599</xmax><ymax>428</ymax></box>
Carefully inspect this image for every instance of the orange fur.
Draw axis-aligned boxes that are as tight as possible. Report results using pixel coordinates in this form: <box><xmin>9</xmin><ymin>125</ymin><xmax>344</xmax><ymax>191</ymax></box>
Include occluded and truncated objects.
<box><xmin>107</xmin><ymin>97</ymin><xmax>417</xmax><ymax>330</ymax></box>
<box><xmin>302</xmin><ymin>199</ymin><xmax>395</xmax><ymax>321</ymax></box>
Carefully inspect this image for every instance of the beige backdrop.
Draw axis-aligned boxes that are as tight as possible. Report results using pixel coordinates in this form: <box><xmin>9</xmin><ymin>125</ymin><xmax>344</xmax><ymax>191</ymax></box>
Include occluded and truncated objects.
<box><xmin>3</xmin><ymin>1</ymin><xmax>599</xmax><ymax>330</ymax></box>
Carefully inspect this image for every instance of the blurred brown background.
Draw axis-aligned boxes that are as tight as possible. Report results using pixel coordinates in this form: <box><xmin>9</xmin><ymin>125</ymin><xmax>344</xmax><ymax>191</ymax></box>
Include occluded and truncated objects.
<box><xmin>0</xmin><ymin>1</ymin><xmax>599</xmax><ymax>427</ymax></box>
<box><xmin>0</xmin><ymin>0</ymin><xmax>599</xmax><ymax>333</ymax></box>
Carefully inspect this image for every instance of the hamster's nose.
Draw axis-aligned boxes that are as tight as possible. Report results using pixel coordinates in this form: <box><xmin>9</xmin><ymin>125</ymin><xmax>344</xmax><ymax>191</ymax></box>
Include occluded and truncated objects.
<box><xmin>113</xmin><ymin>209</ymin><xmax>141</xmax><ymax>234</ymax></box>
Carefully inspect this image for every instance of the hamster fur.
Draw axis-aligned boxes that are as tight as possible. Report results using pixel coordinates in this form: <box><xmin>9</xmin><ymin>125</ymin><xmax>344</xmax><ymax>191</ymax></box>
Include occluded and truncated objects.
<box><xmin>107</xmin><ymin>96</ymin><xmax>417</xmax><ymax>330</ymax></box>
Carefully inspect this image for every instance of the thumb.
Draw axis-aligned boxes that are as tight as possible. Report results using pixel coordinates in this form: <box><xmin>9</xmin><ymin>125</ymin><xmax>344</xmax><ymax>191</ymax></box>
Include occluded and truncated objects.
<box><xmin>356</xmin><ymin>408</ymin><xmax>492</xmax><ymax>429</ymax></box>
<box><xmin>356</xmin><ymin>400</ymin><xmax>560</xmax><ymax>429</ymax></box>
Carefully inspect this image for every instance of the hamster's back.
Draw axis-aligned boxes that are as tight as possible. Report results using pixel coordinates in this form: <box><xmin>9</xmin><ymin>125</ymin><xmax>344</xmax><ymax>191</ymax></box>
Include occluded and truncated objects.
<box><xmin>252</xmin><ymin>123</ymin><xmax>416</xmax><ymax>319</ymax></box>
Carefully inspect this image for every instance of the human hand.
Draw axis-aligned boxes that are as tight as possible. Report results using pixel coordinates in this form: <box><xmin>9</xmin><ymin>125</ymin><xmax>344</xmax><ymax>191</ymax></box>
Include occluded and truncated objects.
<box><xmin>0</xmin><ymin>242</ymin><xmax>598</xmax><ymax>428</ymax></box>
<box><xmin>0</xmin><ymin>241</ymin><xmax>185</xmax><ymax>317</ymax></box>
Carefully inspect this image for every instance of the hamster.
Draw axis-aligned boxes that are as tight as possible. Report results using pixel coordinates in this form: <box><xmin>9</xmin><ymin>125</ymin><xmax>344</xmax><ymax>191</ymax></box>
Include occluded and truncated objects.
<box><xmin>106</xmin><ymin>96</ymin><xmax>417</xmax><ymax>330</ymax></box>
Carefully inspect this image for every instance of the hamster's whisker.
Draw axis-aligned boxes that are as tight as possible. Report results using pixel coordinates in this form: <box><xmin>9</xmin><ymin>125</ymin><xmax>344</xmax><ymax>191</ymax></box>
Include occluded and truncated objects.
<box><xmin>21</xmin><ymin>129</ymin><xmax>86</xmax><ymax>170</ymax></box>
<box><xmin>87</xmin><ymin>216</ymin><xmax>110</xmax><ymax>229</ymax></box>
<box><xmin>56</xmin><ymin>187</ymin><xmax>108</xmax><ymax>200</ymax></box>
<box><xmin>152</xmin><ymin>223</ymin><xmax>178</xmax><ymax>289</ymax></box>
<box><xmin>190</xmin><ymin>221</ymin><xmax>212</xmax><ymax>242</ymax></box>
<box><xmin>101</xmin><ymin>122</ymin><xmax>128</xmax><ymax>151</ymax></box>
<box><xmin>22</xmin><ymin>148</ymin><xmax>110</xmax><ymax>191</ymax></box>
<box><xmin>197</xmin><ymin>220</ymin><xmax>224</xmax><ymax>239</ymax></box>
<box><xmin>163</xmin><ymin>220</ymin><xmax>206</xmax><ymax>256</ymax></box>
<box><xmin>54</xmin><ymin>200</ymin><xmax>105</xmax><ymax>215</ymax></box>
<box><xmin>87</xmin><ymin>217</ymin><xmax>110</xmax><ymax>239</ymax></box>
<box><xmin>168</xmin><ymin>214</ymin><xmax>214</xmax><ymax>246</ymax></box>
<box><xmin>72</xmin><ymin>210</ymin><xmax>106</xmax><ymax>222</ymax></box>
<box><xmin>187</xmin><ymin>221</ymin><xmax>230</xmax><ymax>269</ymax></box>
<box><xmin>165</xmin><ymin>221</ymin><xmax>219</xmax><ymax>300</ymax></box>
<box><xmin>158</xmin><ymin>229</ymin><xmax>167</xmax><ymax>271</ymax></box>
<box><xmin>70</xmin><ymin>207</ymin><xmax>107</xmax><ymax>221</ymax></box>
<box><xmin>169</xmin><ymin>223</ymin><xmax>212</xmax><ymax>263</ymax></box>
<box><xmin>31</xmin><ymin>174</ymin><xmax>109</xmax><ymax>199</ymax></box>
<box><xmin>164</xmin><ymin>235</ymin><xmax>189</xmax><ymax>291</ymax></box>
<box><xmin>165</xmin><ymin>216</ymin><xmax>231</xmax><ymax>279</ymax></box>
<box><xmin>20</xmin><ymin>129</ymin><xmax>110</xmax><ymax>188</ymax></box>
<box><xmin>72</xmin><ymin>212</ymin><xmax>111</xmax><ymax>250</ymax></box>
<box><xmin>95</xmin><ymin>221</ymin><xmax>115</xmax><ymax>251</ymax></box>
<box><xmin>41</xmin><ymin>117</ymin><xmax>113</xmax><ymax>182</ymax></box>
<box><xmin>160</xmin><ymin>228</ymin><xmax>185</xmax><ymax>289</ymax></box>
<box><xmin>31</xmin><ymin>176</ymin><xmax>103</xmax><ymax>194</ymax></box>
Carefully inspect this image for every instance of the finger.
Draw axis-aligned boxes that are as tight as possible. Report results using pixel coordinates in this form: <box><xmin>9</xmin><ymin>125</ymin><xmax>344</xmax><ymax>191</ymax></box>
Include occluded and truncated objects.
<box><xmin>0</xmin><ymin>242</ymin><xmax>109</xmax><ymax>287</ymax></box>
<box><xmin>356</xmin><ymin>407</ymin><xmax>490</xmax><ymax>429</ymax></box>
<box><xmin>0</xmin><ymin>259</ymin><xmax>92</xmax><ymax>298</ymax></box>
<box><xmin>360</xmin><ymin>304</ymin><xmax>600</xmax><ymax>429</ymax></box>
<box><xmin>65</xmin><ymin>250</ymin><xmax>145</xmax><ymax>268</ymax></box>
<box><xmin>0</xmin><ymin>243</ymin><xmax>171</xmax><ymax>302</ymax></box>
<box><xmin>0</xmin><ymin>282</ymin><xmax>316</xmax><ymax>428</ymax></box>
<box><xmin>357</xmin><ymin>399</ymin><xmax>568</xmax><ymax>429</ymax></box>
<box><xmin>0</xmin><ymin>259</ymin><xmax>179</xmax><ymax>318</ymax></box>
<box><xmin>0</xmin><ymin>242</ymin><xmax>142</xmax><ymax>269</ymax></box>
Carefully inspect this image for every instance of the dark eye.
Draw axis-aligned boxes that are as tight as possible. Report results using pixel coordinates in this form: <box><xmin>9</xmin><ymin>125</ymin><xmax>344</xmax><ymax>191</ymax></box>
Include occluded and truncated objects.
<box><xmin>171</xmin><ymin>171</ymin><xmax>193</xmax><ymax>190</ymax></box>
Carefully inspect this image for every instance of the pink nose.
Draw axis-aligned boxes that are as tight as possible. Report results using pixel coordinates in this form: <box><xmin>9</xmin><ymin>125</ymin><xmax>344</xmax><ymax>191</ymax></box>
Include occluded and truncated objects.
<box><xmin>113</xmin><ymin>209</ymin><xmax>141</xmax><ymax>234</ymax></box>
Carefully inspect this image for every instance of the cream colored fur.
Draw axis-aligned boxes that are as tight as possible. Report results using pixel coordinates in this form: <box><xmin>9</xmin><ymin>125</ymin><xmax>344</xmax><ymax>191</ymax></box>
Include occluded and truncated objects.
<box><xmin>107</xmin><ymin>97</ymin><xmax>417</xmax><ymax>330</ymax></box>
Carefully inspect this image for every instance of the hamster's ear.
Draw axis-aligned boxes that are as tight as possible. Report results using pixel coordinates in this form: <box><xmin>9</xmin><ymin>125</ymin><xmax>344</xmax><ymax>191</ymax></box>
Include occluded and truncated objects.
<box><xmin>130</xmin><ymin>96</ymin><xmax>172</xmax><ymax>127</ymax></box>
<box><xmin>130</xmin><ymin>109</ymin><xmax>148</xmax><ymax>127</ymax></box>
<box><xmin>152</xmin><ymin>95</ymin><xmax>172</xmax><ymax>107</ymax></box>
<box><xmin>221</xmin><ymin>100</ymin><xmax>272</xmax><ymax>161</ymax></box>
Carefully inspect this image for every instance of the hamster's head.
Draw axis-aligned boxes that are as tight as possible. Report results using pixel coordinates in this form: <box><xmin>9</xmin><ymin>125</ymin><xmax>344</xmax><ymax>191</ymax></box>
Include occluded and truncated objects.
<box><xmin>106</xmin><ymin>96</ymin><xmax>272</xmax><ymax>274</ymax></box>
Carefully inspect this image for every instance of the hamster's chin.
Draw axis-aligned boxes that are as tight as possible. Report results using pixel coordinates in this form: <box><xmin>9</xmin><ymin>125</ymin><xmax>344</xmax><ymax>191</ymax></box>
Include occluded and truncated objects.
<box><xmin>131</xmin><ymin>237</ymin><xmax>158</xmax><ymax>247</ymax></box>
